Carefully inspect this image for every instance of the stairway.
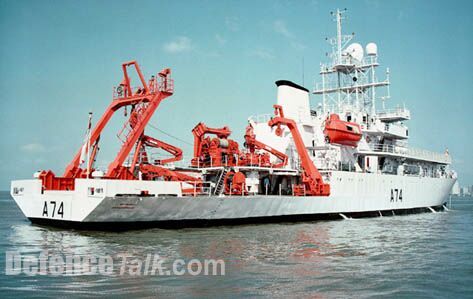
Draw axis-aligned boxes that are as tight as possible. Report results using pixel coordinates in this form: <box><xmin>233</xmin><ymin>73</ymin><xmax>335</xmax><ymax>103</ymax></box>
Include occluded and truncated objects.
<box><xmin>214</xmin><ymin>168</ymin><xmax>228</xmax><ymax>195</ymax></box>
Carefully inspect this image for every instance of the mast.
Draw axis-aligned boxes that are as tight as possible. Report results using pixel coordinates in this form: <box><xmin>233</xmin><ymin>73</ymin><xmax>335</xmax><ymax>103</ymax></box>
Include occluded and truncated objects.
<box><xmin>314</xmin><ymin>9</ymin><xmax>389</xmax><ymax>123</ymax></box>
<box><xmin>335</xmin><ymin>9</ymin><xmax>345</xmax><ymax>111</ymax></box>
<box><xmin>371</xmin><ymin>62</ymin><xmax>376</xmax><ymax>115</ymax></box>
<box><xmin>336</xmin><ymin>8</ymin><xmax>342</xmax><ymax>64</ymax></box>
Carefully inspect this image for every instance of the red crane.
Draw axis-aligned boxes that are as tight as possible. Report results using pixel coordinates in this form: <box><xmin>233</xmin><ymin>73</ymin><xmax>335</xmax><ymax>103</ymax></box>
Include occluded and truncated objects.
<box><xmin>131</xmin><ymin>134</ymin><xmax>183</xmax><ymax>167</ymax></box>
<box><xmin>63</xmin><ymin>61</ymin><xmax>174</xmax><ymax>179</ymax></box>
<box><xmin>191</xmin><ymin>122</ymin><xmax>239</xmax><ymax>167</ymax></box>
<box><xmin>38</xmin><ymin>61</ymin><xmax>202</xmax><ymax>191</ymax></box>
<box><xmin>242</xmin><ymin>123</ymin><xmax>288</xmax><ymax>168</ymax></box>
<box><xmin>131</xmin><ymin>134</ymin><xmax>201</xmax><ymax>194</ymax></box>
<box><xmin>268</xmin><ymin>105</ymin><xmax>330</xmax><ymax>196</ymax></box>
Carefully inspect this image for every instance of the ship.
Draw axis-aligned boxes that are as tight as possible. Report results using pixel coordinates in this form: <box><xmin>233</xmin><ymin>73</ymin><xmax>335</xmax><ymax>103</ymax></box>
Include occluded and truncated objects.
<box><xmin>10</xmin><ymin>10</ymin><xmax>456</xmax><ymax>230</ymax></box>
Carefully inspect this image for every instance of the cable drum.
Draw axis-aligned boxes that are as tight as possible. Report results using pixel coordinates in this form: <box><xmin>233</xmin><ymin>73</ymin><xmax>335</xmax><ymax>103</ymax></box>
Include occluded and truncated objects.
<box><xmin>218</xmin><ymin>139</ymin><xmax>229</xmax><ymax>148</ymax></box>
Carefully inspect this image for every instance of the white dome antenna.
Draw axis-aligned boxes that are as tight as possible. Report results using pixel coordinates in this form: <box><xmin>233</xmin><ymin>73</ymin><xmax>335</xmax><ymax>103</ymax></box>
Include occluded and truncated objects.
<box><xmin>366</xmin><ymin>42</ymin><xmax>378</xmax><ymax>56</ymax></box>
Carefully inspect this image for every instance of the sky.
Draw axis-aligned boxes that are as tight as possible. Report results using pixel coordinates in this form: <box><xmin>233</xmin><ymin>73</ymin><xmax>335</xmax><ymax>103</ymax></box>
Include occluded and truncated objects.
<box><xmin>0</xmin><ymin>0</ymin><xmax>472</xmax><ymax>190</ymax></box>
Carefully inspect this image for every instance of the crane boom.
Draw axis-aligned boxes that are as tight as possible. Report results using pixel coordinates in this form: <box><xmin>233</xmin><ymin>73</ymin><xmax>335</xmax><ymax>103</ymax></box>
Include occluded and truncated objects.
<box><xmin>268</xmin><ymin>105</ymin><xmax>330</xmax><ymax>196</ymax></box>
<box><xmin>140</xmin><ymin>135</ymin><xmax>183</xmax><ymax>165</ymax></box>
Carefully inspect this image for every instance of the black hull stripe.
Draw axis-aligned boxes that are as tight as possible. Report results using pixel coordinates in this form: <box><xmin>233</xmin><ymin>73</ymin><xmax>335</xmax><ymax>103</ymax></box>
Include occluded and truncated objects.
<box><xmin>28</xmin><ymin>205</ymin><xmax>446</xmax><ymax>231</ymax></box>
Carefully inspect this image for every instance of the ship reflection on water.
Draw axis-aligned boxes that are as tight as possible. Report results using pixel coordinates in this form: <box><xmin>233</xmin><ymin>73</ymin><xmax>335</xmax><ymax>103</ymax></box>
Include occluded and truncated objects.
<box><xmin>2</xmin><ymin>197</ymin><xmax>473</xmax><ymax>298</ymax></box>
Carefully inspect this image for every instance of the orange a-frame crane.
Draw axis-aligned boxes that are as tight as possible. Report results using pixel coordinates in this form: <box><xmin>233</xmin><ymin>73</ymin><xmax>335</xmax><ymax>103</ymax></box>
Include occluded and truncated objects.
<box><xmin>38</xmin><ymin>61</ymin><xmax>202</xmax><ymax>191</ymax></box>
<box><xmin>268</xmin><ymin>105</ymin><xmax>330</xmax><ymax>196</ymax></box>
<box><xmin>63</xmin><ymin>60</ymin><xmax>174</xmax><ymax>180</ymax></box>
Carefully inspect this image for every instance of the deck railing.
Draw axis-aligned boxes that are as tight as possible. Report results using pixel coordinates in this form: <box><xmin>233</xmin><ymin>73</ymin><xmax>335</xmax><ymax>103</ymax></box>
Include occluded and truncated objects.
<box><xmin>173</xmin><ymin>154</ymin><xmax>290</xmax><ymax>169</ymax></box>
<box><xmin>376</xmin><ymin>107</ymin><xmax>410</xmax><ymax>119</ymax></box>
<box><xmin>362</xmin><ymin>143</ymin><xmax>451</xmax><ymax>164</ymax></box>
<box><xmin>405</xmin><ymin>147</ymin><xmax>451</xmax><ymax>164</ymax></box>
<box><xmin>248</xmin><ymin>113</ymin><xmax>272</xmax><ymax>124</ymax></box>
<box><xmin>112</xmin><ymin>76</ymin><xmax>174</xmax><ymax>99</ymax></box>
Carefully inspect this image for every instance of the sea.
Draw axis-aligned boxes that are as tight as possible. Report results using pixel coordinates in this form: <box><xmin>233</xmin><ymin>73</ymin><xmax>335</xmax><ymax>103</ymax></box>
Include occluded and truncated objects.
<box><xmin>0</xmin><ymin>191</ymin><xmax>472</xmax><ymax>298</ymax></box>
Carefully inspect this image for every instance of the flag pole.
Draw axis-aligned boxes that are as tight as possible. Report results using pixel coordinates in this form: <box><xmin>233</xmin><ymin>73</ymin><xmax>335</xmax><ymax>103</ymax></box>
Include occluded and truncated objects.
<box><xmin>86</xmin><ymin>112</ymin><xmax>92</xmax><ymax>179</ymax></box>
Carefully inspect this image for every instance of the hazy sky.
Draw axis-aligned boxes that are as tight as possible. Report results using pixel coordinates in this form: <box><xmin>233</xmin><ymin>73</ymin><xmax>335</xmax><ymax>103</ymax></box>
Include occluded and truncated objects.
<box><xmin>1</xmin><ymin>0</ymin><xmax>472</xmax><ymax>189</ymax></box>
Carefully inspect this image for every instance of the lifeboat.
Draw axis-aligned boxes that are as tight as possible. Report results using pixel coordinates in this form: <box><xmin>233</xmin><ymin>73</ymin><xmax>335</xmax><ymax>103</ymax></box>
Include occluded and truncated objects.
<box><xmin>323</xmin><ymin>114</ymin><xmax>362</xmax><ymax>146</ymax></box>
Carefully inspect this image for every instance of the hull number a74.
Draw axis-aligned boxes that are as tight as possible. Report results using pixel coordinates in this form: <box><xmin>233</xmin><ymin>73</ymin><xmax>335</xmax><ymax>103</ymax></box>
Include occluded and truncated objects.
<box><xmin>390</xmin><ymin>189</ymin><xmax>403</xmax><ymax>202</ymax></box>
<box><xmin>42</xmin><ymin>201</ymin><xmax>64</xmax><ymax>218</ymax></box>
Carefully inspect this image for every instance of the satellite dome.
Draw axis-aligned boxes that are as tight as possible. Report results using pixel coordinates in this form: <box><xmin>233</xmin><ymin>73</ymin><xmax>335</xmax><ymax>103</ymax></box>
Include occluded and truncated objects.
<box><xmin>366</xmin><ymin>43</ymin><xmax>378</xmax><ymax>56</ymax></box>
<box><xmin>343</xmin><ymin>43</ymin><xmax>364</xmax><ymax>62</ymax></box>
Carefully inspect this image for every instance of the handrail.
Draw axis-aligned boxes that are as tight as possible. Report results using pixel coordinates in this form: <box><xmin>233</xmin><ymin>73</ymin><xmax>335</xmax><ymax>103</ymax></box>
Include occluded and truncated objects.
<box><xmin>113</xmin><ymin>76</ymin><xmax>174</xmax><ymax>99</ymax></box>
<box><xmin>376</xmin><ymin>107</ymin><xmax>410</xmax><ymax>119</ymax></box>
<box><xmin>361</xmin><ymin>143</ymin><xmax>451</xmax><ymax>164</ymax></box>
<box><xmin>248</xmin><ymin>114</ymin><xmax>272</xmax><ymax>124</ymax></box>
<box><xmin>376</xmin><ymin>107</ymin><xmax>409</xmax><ymax>115</ymax></box>
<box><xmin>174</xmin><ymin>153</ymin><xmax>291</xmax><ymax>169</ymax></box>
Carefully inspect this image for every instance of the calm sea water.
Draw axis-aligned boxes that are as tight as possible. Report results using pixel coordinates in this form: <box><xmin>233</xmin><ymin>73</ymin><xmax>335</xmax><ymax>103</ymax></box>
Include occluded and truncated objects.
<box><xmin>0</xmin><ymin>191</ymin><xmax>472</xmax><ymax>298</ymax></box>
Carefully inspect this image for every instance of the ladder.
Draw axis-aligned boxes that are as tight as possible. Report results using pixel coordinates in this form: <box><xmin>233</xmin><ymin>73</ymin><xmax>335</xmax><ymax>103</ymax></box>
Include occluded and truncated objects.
<box><xmin>214</xmin><ymin>168</ymin><xmax>228</xmax><ymax>195</ymax></box>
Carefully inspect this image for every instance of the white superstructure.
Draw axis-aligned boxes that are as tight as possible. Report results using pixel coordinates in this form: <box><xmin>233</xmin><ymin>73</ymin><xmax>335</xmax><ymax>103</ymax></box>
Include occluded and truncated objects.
<box><xmin>253</xmin><ymin>9</ymin><xmax>452</xmax><ymax>177</ymax></box>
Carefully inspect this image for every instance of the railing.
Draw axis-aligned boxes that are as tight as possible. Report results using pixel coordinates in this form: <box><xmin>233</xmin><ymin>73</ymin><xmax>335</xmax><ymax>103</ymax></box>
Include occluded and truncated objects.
<box><xmin>319</xmin><ymin>55</ymin><xmax>378</xmax><ymax>72</ymax></box>
<box><xmin>170</xmin><ymin>156</ymin><xmax>195</xmax><ymax>168</ymax></box>
<box><xmin>310</xmin><ymin>104</ymin><xmax>349</xmax><ymax>116</ymax></box>
<box><xmin>155</xmin><ymin>77</ymin><xmax>174</xmax><ymax>93</ymax></box>
<box><xmin>365</xmin><ymin>143</ymin><xmax>405</xmax><ymax>154</ymax></box>
<box><xmin>313</xmin><ymin>81</ymin><xmax>345</xmax><ymax>92</ymax></box>
<box><xmin>361</xmin><ymin>143</ymin><xmax>451</xmax><ymax>164</ymax></box>
<box><xmin>248</xmin><ymin>114</ymin><xmax>272</xmax><ymax>124</ymax></box>
<box><xmin>173</xmin><ymin>153</ymin><xmax>290</xmax><ymax>170</ymax></box>
<box><xmin>112</xmin><ymin>76</ymin><xmax>174</xmax><ymax>99</ymax></box>
<box><xmin>182</xmin><ymin>181</ymin><xmax>213</xmax><ymax>197</ymax></box>
<box><xmin>376</xmin><ymin>107</ymin><xmax>410</xmax><ymax>120</ymax></box>
<box><xmin>406</xmin><ymin>147</ymin><xmax>451</xmax><ymax>164</ymax></box>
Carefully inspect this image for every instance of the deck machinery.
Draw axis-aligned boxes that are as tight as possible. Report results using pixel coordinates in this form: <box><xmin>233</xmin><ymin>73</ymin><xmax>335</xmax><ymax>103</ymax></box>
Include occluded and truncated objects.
<box><xmin>35</xmin><ymin>60</ymin><xmax>322</xmax><ymax>198</ymax></box>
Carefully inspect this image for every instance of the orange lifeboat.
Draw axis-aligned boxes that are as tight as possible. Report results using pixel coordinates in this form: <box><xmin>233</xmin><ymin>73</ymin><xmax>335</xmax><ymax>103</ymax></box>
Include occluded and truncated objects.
<box><xmin>323</xmin><ymin>114</ymin><xmax>362</xmax><ymax>147</ymax></box>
